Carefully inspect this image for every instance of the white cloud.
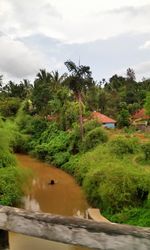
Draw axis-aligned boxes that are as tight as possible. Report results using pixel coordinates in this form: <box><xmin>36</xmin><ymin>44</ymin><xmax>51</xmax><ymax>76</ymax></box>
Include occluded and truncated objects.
<box><xmin>135</xmin><ymin>61</ymin><xmax>150</xmax><ymax>76</ymax></box>
<box><xmin>0</xmin><ymin>35</ymin><xmax>44</xmax><ymax>78</ymax></box>
<box><xmin>0</xmin><ymin>0</ymin><xmax>150</xmax><ymax>80</ymax></box>
<box><xmin>139</xmin><ymin>40</ymin><xmax>150</xmax><ymax>49</ymax></box>
<box><xmin>1</xmin><ymin>0</ymin><xmax>150</xmax><ymax>43</ymax></box>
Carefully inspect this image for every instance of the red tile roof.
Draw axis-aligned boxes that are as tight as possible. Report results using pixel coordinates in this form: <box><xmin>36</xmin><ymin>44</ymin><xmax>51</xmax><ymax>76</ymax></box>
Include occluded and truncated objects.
<box><xmin>92</xmin><ymin>111</ymin><xmax>116</xmax><ymax>124</ymax></box>
<box><xmin>133</xmin><ymin>108</ymin><xmax>150</xmax><ymax>120</ymax></box>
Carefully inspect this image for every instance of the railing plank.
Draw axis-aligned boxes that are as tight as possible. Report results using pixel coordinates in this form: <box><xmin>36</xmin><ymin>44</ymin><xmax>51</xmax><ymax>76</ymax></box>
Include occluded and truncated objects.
<box><xmin>0</xmin><ymin>206</ymin><xmax>150</xmax><ymax>250</ymax></box>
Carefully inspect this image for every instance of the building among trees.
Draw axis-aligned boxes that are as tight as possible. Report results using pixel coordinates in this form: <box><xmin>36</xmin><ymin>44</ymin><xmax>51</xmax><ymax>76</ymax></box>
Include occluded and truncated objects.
<box><xmin>92</xmin><ymin>111</ymin><xmax>116</xmax><ymax>128</ymax></box>
<box><xmin>133</xmin><ymin>108</ymin><xmax>150</xmax><ymax>129</ymax></box>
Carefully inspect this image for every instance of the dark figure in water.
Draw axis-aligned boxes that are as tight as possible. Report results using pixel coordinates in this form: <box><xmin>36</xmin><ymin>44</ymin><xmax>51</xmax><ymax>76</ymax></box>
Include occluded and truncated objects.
<box><xmin>48</xmin><ymin>179</ymin><xmax>55</xmax><ymax>185</ymax></box>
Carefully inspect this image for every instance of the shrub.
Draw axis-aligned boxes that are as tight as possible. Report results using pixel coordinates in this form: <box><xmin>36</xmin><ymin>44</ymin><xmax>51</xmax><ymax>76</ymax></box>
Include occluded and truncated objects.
<box><xmin>83</xmin><ymin>119</ymin><xmax>101</xmax><ymax>133</ymax></box>
<box><xmin>142</xmin><ymin>142</ymin><xmax>150</xmax><ymax>161</ymax></box>
<box><xmin>68</xmin><ymin>123</ymin><xmax>81</xmax><ymax>154</ymax></box>
<box><xmin>0</xmin><ymin>167</ymin><xmax>23</xmax><ymax>205</ymax></box>
<box><xmin>29</xmin><ymin>117</ymin><xmax>48</xmax><ymax>138</ymax></box>
<box><xmin>32</xmin><ymin>131</ymin><xmax>70</xmax><ymax>162</ymax></box>
<box><xmin>109</xmin><ymin>201</ymin><xmax>150</xmax><ymax>227</ymax></box>
<box><xmin>47</xmin><ymin>131</ymin><xmax>70</xmax><ymax>156</ymax></box>
<box><xmin>52</xmin><ymin>151</ymin><xmax>71</xmax><ymax>166</ymax></box>
<box><xmin>11</xmin><ymin>132</ymin><xmax>30</xmax><ymax>153</ymax></box>
<box><xmin>39</xmin><ymin>122</ymin><xmax>59</xmax><ymax>144</ymax></box>
<box><xmin>83</xmin><ymin>165</ymin><xmax>150</xmax><ymax>212</ymax></box>
<box><xmin>117</xmin><ymin>109</ymin><xmax>130</xmax><ymax>128</ymax></box>
<box><xmin>68</xmin><ymin>121</ymin><xmax>103</xmax><ymax>154</ymax></box>
<box><xmin>0</xmin><ymin>118</ymin><xmax>26</xmax><ymax>205</ymax></box>
<box><xmin>0</xmin><ymin>98</ymin><xmax>21</xmax><ymax>117</ymax></box>
<box><xmin>82</xmin><ymin>127</ymin><xmax>108</xmax><ymax>152</ymax></box>
<box><xmin>62</xmin><ymin>155</ymin><xmax>81</xmax><ymax>175</ymax></box>
<box><xmin>32</xmin><ymin>143</ymin><xmax>49</xmax><ymax>160</ymax></box>
<box><xmin>110</xmin><ymin>136</ymin><xmax>140</xmax><ymax>156</ymax></box>
<box><xmin>0</xmin><ymin>151</ymin><xmax>16</xmax><ymax>168</ymax></box>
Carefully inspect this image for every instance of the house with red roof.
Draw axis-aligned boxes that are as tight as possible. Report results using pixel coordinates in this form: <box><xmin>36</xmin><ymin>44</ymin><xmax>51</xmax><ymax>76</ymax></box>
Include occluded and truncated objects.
<box><xmin>133</xmin><ymin>108</ymin><xmax>150</xmax><ymax>126</ymax></box>
<box><xmin>92</xmin><ymin>111</ymin><xmax>116</xmax><ymax>128</ymax></box>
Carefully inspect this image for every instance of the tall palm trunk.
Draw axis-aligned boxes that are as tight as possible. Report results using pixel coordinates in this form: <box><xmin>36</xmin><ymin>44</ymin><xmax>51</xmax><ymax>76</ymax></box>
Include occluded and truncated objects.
<box><xmin>78</xmin><ymin>91</ymin><xmax>84</xmax><ymax>140</ymax></box>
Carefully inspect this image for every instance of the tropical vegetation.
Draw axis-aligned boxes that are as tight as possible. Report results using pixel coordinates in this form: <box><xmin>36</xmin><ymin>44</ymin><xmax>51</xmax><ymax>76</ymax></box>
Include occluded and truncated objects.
<box><xmin>0</xmin><ymin>62</ymin><xmax>150</xmax><ymax>226</ymax></box>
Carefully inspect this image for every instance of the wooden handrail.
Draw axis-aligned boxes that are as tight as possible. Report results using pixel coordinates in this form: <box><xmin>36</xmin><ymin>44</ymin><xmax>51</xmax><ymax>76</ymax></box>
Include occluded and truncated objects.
<box><xmin>0</xmin><ymin>205</ymin><xmax>150</xmax><ymax>250</ymax></box>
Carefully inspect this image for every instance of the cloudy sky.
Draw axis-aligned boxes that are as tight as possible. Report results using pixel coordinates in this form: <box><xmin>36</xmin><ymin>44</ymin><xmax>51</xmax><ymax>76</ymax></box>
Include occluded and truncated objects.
<box><xmin>1</xmin><ymin>0</ymin><xmax>150</xmax><ymax>82</ymax></box>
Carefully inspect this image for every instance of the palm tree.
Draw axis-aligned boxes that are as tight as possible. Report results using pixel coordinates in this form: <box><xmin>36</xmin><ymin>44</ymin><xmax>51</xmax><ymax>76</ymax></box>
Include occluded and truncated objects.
<box><xmin>50</xmin><ymin>71</ymin><xmax>67</xmax><ymax>90</ymax></box>
<box><xmin>35</xmin><ymin>69</ymin><xmax>52</xmax><ymax>84</ymax></box>
<box><xmin>65</xmin><ymin>60</ymin><xmax>93</xmax><ymax>139</ymax></box>
<box><xmin>32</xmin><ymin>69</ymin><xmax>52</xmax><ymax>113</ymax></box>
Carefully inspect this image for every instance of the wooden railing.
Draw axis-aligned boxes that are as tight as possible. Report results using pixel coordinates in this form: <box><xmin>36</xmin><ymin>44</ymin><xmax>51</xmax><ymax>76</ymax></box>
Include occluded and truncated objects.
<box><xmin>0</xmin><ymin>205</ymin><xmax>150</xmax><ymax>250</ymax></box>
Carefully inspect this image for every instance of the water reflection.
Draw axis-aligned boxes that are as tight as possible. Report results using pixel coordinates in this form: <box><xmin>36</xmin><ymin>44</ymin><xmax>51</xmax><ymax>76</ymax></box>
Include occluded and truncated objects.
<box><xmin>8</xmin><ymin>154</ymin><xmax>90</xmax><ymax>250</ymax></box>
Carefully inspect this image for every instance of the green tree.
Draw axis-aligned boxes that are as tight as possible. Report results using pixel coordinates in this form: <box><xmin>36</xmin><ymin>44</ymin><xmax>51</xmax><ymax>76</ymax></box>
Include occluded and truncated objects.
<box><xmin>144</xmin><ymin>92</ymin><xmax>150</xmax><ymax>117</ymax></box>
<box><xmin>32</xmin><ymin>69</ymin><xmax>52</xmax><ymax>113</ymax></box>
<box><xmin>0</xmin><ymin>75</ymin><xmax>3</xmax><ymax>89</ymax></box>
<box><xmin>117</xmin><ymin>102</ymin><xmax>130</xmax><ymax>128</ymax></box>
<box><xmin>126</xmin><ymin>68</ymin><xmax>136</xmax><ymax>81</ymax></box>
<box><xmin>2</xmin><ymin>80</ymin><xmax>32</xmax><ymax>99</ymax></box>
<box><xmin>65</xmin><ymin>60</ymin><xmax>93</xmax><ymax>139</ymax></box>
<box><xmin>50</xmin><ymin>71</ymin><xmax>67</xmax><ymax>90</ymax></box>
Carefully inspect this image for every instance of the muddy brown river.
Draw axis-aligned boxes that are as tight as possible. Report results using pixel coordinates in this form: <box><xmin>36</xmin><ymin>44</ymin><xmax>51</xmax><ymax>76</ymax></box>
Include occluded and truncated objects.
<box><xmin>8</xmin><ymin>154</ymin><xmax>90</xmax><ymax>250</ymax></box>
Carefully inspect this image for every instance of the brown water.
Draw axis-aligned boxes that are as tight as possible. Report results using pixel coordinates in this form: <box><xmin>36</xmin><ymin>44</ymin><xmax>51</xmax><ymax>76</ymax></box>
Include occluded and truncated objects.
<box><xmin>9</xmin><ymin>154</ymin><xmax>89</xmax><ymax>250</ymax></box>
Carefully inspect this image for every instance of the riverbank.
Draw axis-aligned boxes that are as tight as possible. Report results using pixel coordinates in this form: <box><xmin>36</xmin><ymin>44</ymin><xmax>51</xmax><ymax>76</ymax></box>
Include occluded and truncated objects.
<box><xmin>0</xmin><ymin>118</ymin><xmax>26</xmax><ymax>207</ymax></box>
<box><xmin>13</xmin><ymin>112</ymin><xmax>150</xmax><ymax>227</ymax></box>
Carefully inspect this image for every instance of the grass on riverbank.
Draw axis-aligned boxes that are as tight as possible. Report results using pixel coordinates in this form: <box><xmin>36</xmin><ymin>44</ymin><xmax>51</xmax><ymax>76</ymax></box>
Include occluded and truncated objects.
<box><xmin>13</xmin><ymin>111</ymin><xmax>150</xmax><ymax>226</ymax></box>
<box><xmin>0</xmin><ymin>117</ymin><xmax>28</xmax><ymax>206</ymax></box>
<box><xmin>62</xmin><ymin>136</ymin><xmax>150</xmax><ymax>226</ymax></box>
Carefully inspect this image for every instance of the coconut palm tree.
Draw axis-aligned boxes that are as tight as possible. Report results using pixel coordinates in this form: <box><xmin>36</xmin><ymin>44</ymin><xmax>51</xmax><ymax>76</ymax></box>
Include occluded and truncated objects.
<box><xmin>65</xmin><ymin>60</ymin><xmax>93</xmax><ymax>139</ymax></box>
<box><xmin>50</xmin><ymin>71</ymin><xmax>67</xmax><ymax>90</ymax></box>
<box><xmin>35</xmin><ymin>69</ymin><xmax>52</xmax><ymax>84</ymax></box>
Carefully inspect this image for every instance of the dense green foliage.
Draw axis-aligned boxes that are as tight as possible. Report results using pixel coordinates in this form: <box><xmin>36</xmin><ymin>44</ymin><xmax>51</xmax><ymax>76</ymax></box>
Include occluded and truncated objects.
<box><xmin>108</xmin><ymin>200</ymin><xmax>150</xmax><ymax>227</ymax></box>
<box><xmin>142</xmin><ymin>142</ymin><xmax>150</xmax><ymax>162</ymax></box>
<box><xmin>63</xmin><ymin>141</ymin><xmax>150</xmax><ymax>226</ymax></box>
<box><xmin>144</xmin><ymin>92</ymin><xmax>150</xmax><ymax>117</ymax></box>
<box><xmin>81</xmin><ymin>127</ymin><xmax>108</xmax><ymax>152</ymax></box>
<box><xmin>0</xmin><ymin>118</ymin><xmax>26</xmax><ymax>205</ymax></box>
<box><xmin>0</xmin><ymin>63</ymin><xmax>150</xmax><ymax>226</ymax></box>
<box><xmin>109</xmin><ymin>136</ymin><xmax>140</xmax><ymax>156</ymax></box>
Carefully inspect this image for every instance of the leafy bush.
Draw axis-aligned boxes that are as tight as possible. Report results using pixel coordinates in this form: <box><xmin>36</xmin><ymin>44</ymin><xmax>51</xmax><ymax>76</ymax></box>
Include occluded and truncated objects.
<box><xmin>117</xmin><ymin>109</ymin><xmax>130</xmax><ymax>128</ymax></box>
<box><xmin>83</xmin><ymin>164</ymin><xmax>150</xmax><ymax>212</ymax></box>
<box><xmin>82</xmin><ymin>127</ymin><xmax>108</xmax><ymax>152</ymax></box>
<box><xmin>0</xmin><ymin>167</ymin><xmax>24</xmax><ymax>205</ymax></box>
<box><xmin>29</xmin><ymin>117</ymin><xmax>48</xmax><ymax>138</ymax></box>
<box><xmin>0</xmin><ymin>118</ymin><xmax>26</xmax><ymax>205</ymax></box>
<box><xmin>47</xmin><ymin>131</ymin><xmax>70</xmax><ymax>155</ymax></box>
<box><xmin>0</xmin><ymin>98</ymin><xmax>21</xmax><ymax>117</ymax></box>
<box><xmin>32</xmin><ymin>143</ymin><xmax>49</xmax><ymax>159</ymax></box>
<box><xmin>110</xmin><ymin>136</ymin><xmax>140</xmax><ymax>156</ymax></box>
<box><xmin>83</xmin><ymin>119</ymin><xmax>101</xmax><ymax>133</ymax></box>
<box><xmin>62</xmin><ymin>154</ymin><xmax>81</xmax><ymax>175</ymax></box>
<box><xmin>109</xmin><ymin>200</ymin><xmax>150</xmax><ymax>227</ymax></box>
<box><xmin>39</xmin><ymin>122</ymin><xmax>59</xmax><ymax>144</ymax></box>
<box><xmin>67</xmin><ymin>121</ymin><xmax>103</xmax><ymax>154</ymax></box>
<box><xmin>73</xmin><ymin>143</ymin><xmax>150</xmax><ymax>214</ymax></box>
<box><xmin>32</xmin><ymin>131</ymin><xmax>70</xmax><ymax>162</ymax></box>
<box><xmin>11</xmin><ymin>132</ymin><xmax>30</xmax><ymax>153</ymax></box>
<box><xmin>142</xmin><ymin>142</ymin><xmax>150</xmax><ymax>161</ymax></box>
<box><xmin>52</xmin><ymin>151</ymin><xmax>71</xmax><ymax>166</ymax></box>
<box><xmin>0</xmin><ymin>151</ymin><xmax>16</xmax><ymax>168</ymax></box>
<box><xmin>0</xmin><ymin>120</ymin><xmax>16</xmax><ymax>167</ymax></box>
